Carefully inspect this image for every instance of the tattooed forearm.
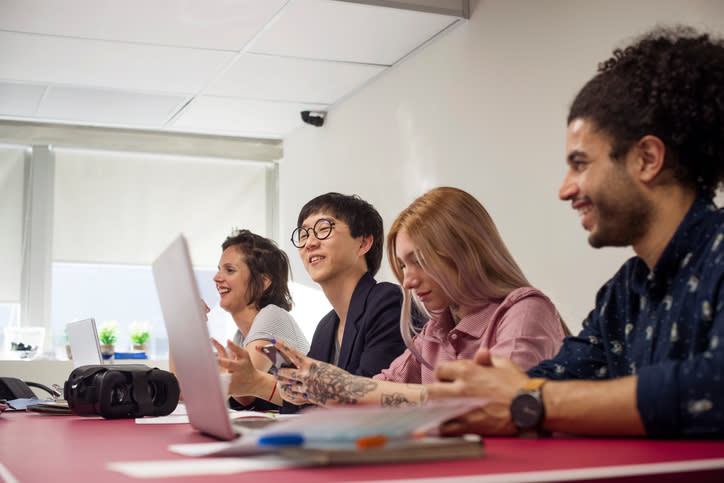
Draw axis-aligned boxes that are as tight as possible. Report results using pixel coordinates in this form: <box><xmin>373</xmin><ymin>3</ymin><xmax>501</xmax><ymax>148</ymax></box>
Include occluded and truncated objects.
<box><xmin>381</xmin><ymin>393</ymin><xmax>418</xmax><ymax>407</ymax></box>
<box><xmin>306</xmin><ymin>362</ymin><xmax>377</xmax><ymax>405</ymax></box>
<box><xmin>420</xmin><ymin>385</ymin><xmax>429</xmax><ymax>405</ymax></box>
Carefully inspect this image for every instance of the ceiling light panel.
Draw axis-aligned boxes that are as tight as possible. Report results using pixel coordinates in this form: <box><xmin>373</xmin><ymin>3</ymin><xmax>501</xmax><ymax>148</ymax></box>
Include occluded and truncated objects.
<box><xmin>249</xmin><ymin>0</ymin><xmax>459</xmax><ymax>65</ymax></box>
<box><xmin>0</xmin><ymin>31</ymin><xmax>233</xmax><ymax>94</ymax></box>
<box><xmin>171</xmin><ymin>96</ymin><xmax>328</xmax><ymax>139</ymax></box>
<box><xmin>36</xmin><ymin>86</ymin><xmax>188</xmax><ymax>127</ymax></box>
<box><xmin>0</xmin><ymin>82</ymin><xmax>46</xmax><ymax>117</ymax></box>
<box><xmin>207</xmin><ymin>53</ymin><xmax>385</xmax><ymax>104</ymax></box>
<box><xmin>0</xmin><ymin>0</ymin><xmax>288</xmax><ymax>50</ymax></box>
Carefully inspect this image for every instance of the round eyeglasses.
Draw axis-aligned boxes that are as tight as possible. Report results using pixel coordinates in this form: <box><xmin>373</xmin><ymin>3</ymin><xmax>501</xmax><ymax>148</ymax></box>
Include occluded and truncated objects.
<box><xmin>291</xmin><ymin>218</ymin><xmax>337</xmax><ymax>248</ymax></box>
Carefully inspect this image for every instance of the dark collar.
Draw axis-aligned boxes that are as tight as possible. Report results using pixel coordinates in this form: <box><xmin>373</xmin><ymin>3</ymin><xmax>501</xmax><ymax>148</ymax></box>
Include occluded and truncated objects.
<box><xmin>632</xmin><ymin>195</ymin><xmax>717</xmax><ymax>298</ymax></box>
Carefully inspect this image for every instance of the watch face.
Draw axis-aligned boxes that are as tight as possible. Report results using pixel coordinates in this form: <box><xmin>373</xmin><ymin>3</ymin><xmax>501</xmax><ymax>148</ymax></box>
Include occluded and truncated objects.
<box><xmin>511</xmin><ymin>393</ymin><xmax>542</xmax><ymax>429</ymax></box>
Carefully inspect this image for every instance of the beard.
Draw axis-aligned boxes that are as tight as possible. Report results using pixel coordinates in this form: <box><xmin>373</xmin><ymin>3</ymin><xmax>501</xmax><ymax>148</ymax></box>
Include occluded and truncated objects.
<box><xmin>587</xmin><ymin>173</ymin><xmax>652</xmax><ymax>249</ymax></box>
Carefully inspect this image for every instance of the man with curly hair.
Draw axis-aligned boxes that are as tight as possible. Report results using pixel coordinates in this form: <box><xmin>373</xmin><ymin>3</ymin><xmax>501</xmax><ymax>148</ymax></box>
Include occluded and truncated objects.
<box><xmin>430</xmin><ymin>26</ymin><xmax>724</xmax><ymax>438</ymax></box>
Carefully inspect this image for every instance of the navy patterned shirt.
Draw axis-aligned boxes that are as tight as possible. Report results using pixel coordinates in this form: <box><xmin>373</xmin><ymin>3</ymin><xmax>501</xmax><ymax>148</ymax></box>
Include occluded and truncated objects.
<box><xmin>529</xmin><ymin>196</ymin><xmax>724</xmax><ymax>438</ymax></box>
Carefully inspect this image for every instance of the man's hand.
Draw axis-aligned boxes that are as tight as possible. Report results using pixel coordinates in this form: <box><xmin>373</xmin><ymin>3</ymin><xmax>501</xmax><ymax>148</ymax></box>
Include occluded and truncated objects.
<box><xmin>428</xmin><ymin>348</ymin><xmax>528</xmax><ymax>436</ymax></box>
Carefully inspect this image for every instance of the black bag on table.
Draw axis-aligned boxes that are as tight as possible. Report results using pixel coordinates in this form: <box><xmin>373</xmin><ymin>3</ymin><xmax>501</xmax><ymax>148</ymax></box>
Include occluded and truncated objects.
<box><xmin>64</xmin><ymin>364</ymin><xmax>179</xmax><ymax>419</ymax></box>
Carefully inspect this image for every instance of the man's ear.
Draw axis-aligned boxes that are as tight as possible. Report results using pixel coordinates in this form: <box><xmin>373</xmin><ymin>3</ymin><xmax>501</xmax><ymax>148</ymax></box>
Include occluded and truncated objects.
<box><xmin>635</xmin><ymin>135</ymin><xmax>666</xmax><ymax>183</ymax></box>
<box><xmin>358</xmin><ymin>235</ymin><xmax>374</xmax><ymax>257</ymax></box>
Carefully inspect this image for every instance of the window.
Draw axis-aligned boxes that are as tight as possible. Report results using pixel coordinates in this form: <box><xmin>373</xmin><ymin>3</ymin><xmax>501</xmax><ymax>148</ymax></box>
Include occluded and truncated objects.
<box><xmin>1</xmin><ymin>143</ymin><xmax>279</xmax><ymax>359</ymax></box>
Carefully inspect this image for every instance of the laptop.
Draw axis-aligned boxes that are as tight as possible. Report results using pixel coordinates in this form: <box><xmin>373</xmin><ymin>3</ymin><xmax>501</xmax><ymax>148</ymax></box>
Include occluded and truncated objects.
<box><xmin>152</xmin><ymin>234</ymin><xmax>263</xmax><ymax>441</ymax></box>
<box><xmin>66</xmin><ymin>318</ymin><xmax>103</xmax><ymax>368</ymax></box>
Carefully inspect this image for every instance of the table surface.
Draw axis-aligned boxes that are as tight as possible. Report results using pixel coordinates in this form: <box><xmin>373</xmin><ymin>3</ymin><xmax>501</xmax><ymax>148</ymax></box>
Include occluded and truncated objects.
<box><xmin>2</xmin><ymin>410</ymin><xmax>724</xmax><ymax>483</ymax></box>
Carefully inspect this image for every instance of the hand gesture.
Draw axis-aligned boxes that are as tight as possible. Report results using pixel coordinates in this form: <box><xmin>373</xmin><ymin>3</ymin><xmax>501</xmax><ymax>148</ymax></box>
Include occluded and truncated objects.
<box><xmin>427</xmin><ymin>348</ymin><xmax>528</xmax><ymax>436</ymax></box>
<box><xmin>273</xmin><ymin>340</ymin><xmax>375</xmax><ymax>407</ymax></box>
<box><xmin>212</xmin><ymin>338</ymin><xmax>262</xmax><ymax>397</ymax></box>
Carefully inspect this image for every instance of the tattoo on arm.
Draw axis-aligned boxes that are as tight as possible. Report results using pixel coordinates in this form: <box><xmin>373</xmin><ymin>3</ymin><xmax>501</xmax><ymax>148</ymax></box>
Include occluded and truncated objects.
<box><xmin>381</xmin><ymin>393</ymin><xmax>418</xmax><ymax>407</ymax></box>
<box><xmin>306</xmin><ymin>362</ymin><xmax>377</xmax><ymax>405</ymax></box>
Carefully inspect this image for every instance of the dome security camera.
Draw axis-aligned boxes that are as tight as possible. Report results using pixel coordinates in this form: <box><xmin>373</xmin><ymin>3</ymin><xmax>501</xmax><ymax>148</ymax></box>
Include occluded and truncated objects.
<box><xmin>300</xmin><ymin>110</ymin><xmax>326</xmax><ymax>127</ymax></box>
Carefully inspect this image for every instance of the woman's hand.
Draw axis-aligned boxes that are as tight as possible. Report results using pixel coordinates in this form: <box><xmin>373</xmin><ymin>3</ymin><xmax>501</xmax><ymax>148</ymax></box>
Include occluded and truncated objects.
<box><xmin>212</xmin><ymin>338</ymin><xmax>264</xmax><ymax>397</ymax></box>
<box><xmin>273</xmin><ymin>340</ymin><xmax>376</xmax><ymax>407</ymax></box>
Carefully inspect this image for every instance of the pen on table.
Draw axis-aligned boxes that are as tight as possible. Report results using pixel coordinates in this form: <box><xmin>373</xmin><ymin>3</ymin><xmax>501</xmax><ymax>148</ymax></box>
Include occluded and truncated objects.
<box><xmin>257</xmin><ymin>432</ymin><xmax>305</xmax><ymax>447</ymax></box>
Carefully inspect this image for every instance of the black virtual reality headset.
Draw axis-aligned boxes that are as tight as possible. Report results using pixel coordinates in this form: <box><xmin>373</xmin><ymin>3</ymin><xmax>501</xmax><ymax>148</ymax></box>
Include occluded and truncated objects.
<box><xmin>64</xmin><ymin>364</ymin><xmax>179</xmax><ymax>419</ymax></box>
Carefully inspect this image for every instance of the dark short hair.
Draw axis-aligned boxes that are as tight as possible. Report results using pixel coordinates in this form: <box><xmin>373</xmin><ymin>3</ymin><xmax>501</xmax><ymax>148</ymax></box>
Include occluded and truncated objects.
<box><xmin>296</xmin><ymin>193</ymin><xmax>384</xmax><ymax>276</ymax></box>
<box><xmin>222</xmin><ymin>229</ymin><xmax>292</xmax><ymax>311</ymax></box>
<box><xmin>568</xmin><ymin>25</ymin><xmax>724</xmax><ymax>199</ymax></box>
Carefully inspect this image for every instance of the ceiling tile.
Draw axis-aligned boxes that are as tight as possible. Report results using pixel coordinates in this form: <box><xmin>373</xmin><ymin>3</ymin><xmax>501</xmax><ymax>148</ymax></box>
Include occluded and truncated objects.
<box><xmin>171</xmin><ymin>96</ymin><xmax>328</xmax><ymax>138</ymax></box>
<box><xmin>35</xmin><ymin>86</ymin><xmax>188</xmax><ymax>127</ymax></box>
<box><xmin>0</xmin><ymin>1</ymin><xmax>464</xmax><ymax>140</ymax></box>
<box><xmin>249</xmin><ymin>0</ymin><xmax>459</xmax><ymax>65</ymax></box>
<box><xmin>0</xmin><ymin>0</ymin><xmax>288</xmax><ymax>50</ymax></box>
<box><xmin>0</xmin><ymin>82</ymin><xmax>46</xmax><ymax>117</ymax></box>
<box><xmin>207</xmin><ymin>53</ymin><xmax>386</xmax><ymax>104</ymax></box>
<box><xmin>0</xmin><ymin>31</ymin><xmax>233</xmax><ymax>94</ymax></box>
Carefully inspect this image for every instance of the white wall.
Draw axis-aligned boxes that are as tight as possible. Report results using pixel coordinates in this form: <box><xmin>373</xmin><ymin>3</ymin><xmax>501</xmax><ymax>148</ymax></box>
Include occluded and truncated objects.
<box><xmin>278</xmin><ymin>0</ymin><xmax>724</xmax><ymax>334</ymax></box>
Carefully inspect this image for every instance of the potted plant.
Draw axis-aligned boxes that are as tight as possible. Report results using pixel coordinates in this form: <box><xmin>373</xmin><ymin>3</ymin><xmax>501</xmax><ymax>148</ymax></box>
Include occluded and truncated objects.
<box><xmin>129</xmin><ymin>321</ymin><xmax>151</xmax><ymax>353</ymax></box>
<box><xmin>98</xmin><ymin>321</ymin><xmax>119</xmax><ymax>360</ymax></box>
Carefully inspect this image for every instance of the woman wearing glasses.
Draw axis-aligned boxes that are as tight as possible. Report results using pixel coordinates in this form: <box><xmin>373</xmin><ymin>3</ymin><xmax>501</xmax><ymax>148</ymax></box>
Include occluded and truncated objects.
<box><xmin>268</xmin><ymin>187</ymin><xmax>567</xmax><ymax>408</ymax></box>
<box><xmin>215</xmin><ymin>193</ymin><xmax>406</xmax><ymax>410</ymax></box>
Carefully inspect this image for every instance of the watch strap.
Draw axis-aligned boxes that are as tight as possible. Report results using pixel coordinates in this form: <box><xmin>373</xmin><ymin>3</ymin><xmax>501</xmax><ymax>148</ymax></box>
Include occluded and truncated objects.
<box><xmin>521</xmin><ymin>377</ymin><xmax>547</xmax><ymax>392</ymax></box>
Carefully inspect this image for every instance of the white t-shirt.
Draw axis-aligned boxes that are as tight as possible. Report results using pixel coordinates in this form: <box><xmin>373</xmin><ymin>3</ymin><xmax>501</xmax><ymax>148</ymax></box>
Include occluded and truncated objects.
<box><xmin>232</xmin><ymin>304</ymin><xmax>310</xmax><ymax>354</ymax></box>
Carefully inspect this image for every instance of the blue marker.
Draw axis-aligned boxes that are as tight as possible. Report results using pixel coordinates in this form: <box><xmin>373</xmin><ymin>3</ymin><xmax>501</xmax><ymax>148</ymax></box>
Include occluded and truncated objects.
<box><xmin>257</xmin><ymin>432</ymin><xmax>305</xmax><ymax>447</ymax></box>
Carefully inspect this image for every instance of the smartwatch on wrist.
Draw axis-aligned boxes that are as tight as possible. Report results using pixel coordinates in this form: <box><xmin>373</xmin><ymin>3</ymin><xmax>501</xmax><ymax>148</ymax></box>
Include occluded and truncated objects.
<box><xmin>510</xmin><ymin>378</ymin><xmax>547</xmax><ymax>436</ymax></box>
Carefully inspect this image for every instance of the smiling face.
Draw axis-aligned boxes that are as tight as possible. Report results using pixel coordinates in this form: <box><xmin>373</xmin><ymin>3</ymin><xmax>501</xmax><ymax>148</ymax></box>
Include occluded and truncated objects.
<box><xmin>297</xmin><ymin>211</ymin><xmax>369</xmax><ymax>286</ymax></box>
<box><xmin>559</xmin><ymin>118</ymin><xmax>652</xmax><ymax>248</ymax></box>
<box><xmin>214</xmin><ymin>245</ymin><xmax>253</xmax><ymax>316</ymax></box>
<box><xmin>394</xmin><ymin>229</ymin><xmax>453</xmax><ymax>313</ymax></box>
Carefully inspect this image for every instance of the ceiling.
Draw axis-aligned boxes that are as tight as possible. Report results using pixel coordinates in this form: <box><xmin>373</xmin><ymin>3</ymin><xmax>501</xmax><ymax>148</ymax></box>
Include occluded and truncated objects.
<box><xmin>0</xmin><ymin>0</ymin><xmax>466</xmax><ymax>143</ymax></box>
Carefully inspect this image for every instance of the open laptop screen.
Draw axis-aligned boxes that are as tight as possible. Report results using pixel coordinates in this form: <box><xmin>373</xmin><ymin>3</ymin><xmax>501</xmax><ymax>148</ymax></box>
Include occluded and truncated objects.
<box><xmin>66</xmin><ymin>318</ymin><xmax>103</xmax><ymax>368</ymax></box>
<box><xmin>152</xmin><ymin>234</ymin><xmax>236</xmax><ymax>440</ymax></box>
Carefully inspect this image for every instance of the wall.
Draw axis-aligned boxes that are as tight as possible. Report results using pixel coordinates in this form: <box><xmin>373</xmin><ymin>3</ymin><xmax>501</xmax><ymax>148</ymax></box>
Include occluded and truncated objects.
<box><xmin>278</xmin><ymin>0</ymin><xmax>724</xmax><ymax>333</ymax></box>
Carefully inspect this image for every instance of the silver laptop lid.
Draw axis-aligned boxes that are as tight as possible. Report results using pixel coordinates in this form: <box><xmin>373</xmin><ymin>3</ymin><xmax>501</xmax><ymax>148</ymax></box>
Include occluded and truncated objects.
<box><xmin>152</xmin><ymin>234</ymin><xmax>235</xmax><ymax>441</ymax></box>
<box><xmin>66</xmin><ymin>318</ymin><xmax>103</xmax><ymax>368</ymax></box>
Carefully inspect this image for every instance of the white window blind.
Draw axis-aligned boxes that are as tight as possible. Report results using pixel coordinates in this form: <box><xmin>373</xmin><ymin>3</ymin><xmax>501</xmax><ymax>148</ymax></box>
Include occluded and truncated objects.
<box><xmin>53</xmin><ymin>148</ymin><xmax>269</xmax><ymax>268</ymax></box>
<box><xmin>0</xmin><ymin>146</ymin><xmax>26</xmax><ymax>303</ymax></box>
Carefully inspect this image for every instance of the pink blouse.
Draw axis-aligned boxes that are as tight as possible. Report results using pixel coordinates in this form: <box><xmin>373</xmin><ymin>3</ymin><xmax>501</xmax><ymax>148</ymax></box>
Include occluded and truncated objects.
<box><xmin>373</xmin><ymin>287</ymin><xmax>564</xmax><ymax>384</ymax></box>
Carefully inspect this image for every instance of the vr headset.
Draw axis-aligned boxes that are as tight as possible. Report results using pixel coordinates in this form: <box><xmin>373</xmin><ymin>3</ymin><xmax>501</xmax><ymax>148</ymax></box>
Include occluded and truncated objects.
<box><xmin>64</xmin><ymin>364</ymin><xmax>179</xmax><ymax>419</ymax></box>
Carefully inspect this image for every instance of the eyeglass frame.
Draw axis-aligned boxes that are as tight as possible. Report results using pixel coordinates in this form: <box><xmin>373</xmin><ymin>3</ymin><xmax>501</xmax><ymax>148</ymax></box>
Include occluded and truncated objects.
<box><xmin>290</xmin><ymin>218</ymin><xmax>341</xmax><ymax>248</ymax></box>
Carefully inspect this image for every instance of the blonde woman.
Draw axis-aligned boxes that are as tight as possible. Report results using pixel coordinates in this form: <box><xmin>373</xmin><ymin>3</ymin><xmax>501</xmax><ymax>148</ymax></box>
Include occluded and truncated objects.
<box><xmin>270</xmin><ymin>187</ymin><xmax>567</xmax><ymax>407</ymax></box>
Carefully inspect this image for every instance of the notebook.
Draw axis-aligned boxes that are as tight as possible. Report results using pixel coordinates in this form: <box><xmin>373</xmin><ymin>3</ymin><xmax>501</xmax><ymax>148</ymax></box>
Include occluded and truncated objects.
<box><xmin>152</xmin><ymin>234</ymin><xmax>270</xmax><ymax>441</ymax></box>
<box><xmin>66</xmin><ymin>318</ymin><xmax>103</xmax><ymax>368</ymax></box>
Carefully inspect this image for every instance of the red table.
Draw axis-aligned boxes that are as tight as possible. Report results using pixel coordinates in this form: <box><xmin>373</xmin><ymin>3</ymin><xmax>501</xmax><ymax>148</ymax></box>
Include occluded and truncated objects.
<box><xmin>2</xmin><ymin>411</ymin><xmax>724</xmax><ymax>482</ymax></box>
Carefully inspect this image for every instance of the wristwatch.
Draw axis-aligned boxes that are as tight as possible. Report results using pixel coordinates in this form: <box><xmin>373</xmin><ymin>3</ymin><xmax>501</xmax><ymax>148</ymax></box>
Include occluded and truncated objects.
<box><xmin>510</xmin><ymin>378</ymin><xmax>547</xmax><ymax>435</ymax></box>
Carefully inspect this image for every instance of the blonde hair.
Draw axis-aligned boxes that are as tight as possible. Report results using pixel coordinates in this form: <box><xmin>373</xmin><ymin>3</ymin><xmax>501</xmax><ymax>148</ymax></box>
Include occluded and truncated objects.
<box><xmin>386</xmin><ymin>187</ymin><xmax>532</xmax><ymax>368</ymax></box>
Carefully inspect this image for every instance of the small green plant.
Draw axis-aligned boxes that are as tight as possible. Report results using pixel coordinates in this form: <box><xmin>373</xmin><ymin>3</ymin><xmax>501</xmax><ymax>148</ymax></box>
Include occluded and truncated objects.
<box><xmin>129</xmin><ymin>321</ymin><xmax>151</xmax><ymax>345</ymax></box>
<box><xmin>98</xmin><ymin>321</ymin><xmax>119</xmax><ymax>345</ymax></box>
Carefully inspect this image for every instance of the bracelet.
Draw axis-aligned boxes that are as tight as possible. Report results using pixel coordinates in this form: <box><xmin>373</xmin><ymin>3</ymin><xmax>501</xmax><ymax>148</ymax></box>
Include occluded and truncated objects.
<box><xmin>268</xmin><ymin>382</ymin><xmax>278</xmax><ymax>401</ymax></box>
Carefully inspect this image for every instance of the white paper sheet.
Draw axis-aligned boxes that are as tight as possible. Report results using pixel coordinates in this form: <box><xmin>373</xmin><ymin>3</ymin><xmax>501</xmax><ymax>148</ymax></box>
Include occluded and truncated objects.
<box><xmin>107</xmin><ymin>456</ymin><xmax>296</xmax><ymax>478</ymax></box>
<box><xmin>168</xmin><ymin>435</ymin><xmax>274</xmax><ymax>457</ymax></box>
<box><xmin>134</xmin><ymin>403</ymin><xmax>279</xmax><ymax>425</ymax></box>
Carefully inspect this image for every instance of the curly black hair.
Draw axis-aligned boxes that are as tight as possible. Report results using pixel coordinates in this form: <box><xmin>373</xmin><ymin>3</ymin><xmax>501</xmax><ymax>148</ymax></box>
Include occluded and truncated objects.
<box><xmin>568</xmin><ymin>25</ymin><xmax>724</xmax><ymax>199</ymax></box>
<box><xmin>222</xmin><ymin>229</ymin><xmax>293</xmax><ymax>311</ymax></box>
<box><xmin>296</xmin><ymin>192</ymin><xmax>384</xmax><ymax>276</ymax></box>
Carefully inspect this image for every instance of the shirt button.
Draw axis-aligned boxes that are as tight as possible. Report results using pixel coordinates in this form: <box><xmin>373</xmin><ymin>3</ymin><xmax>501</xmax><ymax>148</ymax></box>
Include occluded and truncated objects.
<box><xmin>451</xmin><ymin>333</ymin><xmax>458</xmax><ymax>340</ymax></box>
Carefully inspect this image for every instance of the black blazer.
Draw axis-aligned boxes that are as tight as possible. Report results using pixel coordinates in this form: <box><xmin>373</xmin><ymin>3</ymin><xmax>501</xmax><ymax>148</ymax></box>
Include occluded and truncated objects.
<box><xmin>280</xmin><ymin>273</ymin><xmax>406</xmax><ymax>413</ymax></box>
<box><xmin>308</xmin><ymin>272</ymin><xmax>406</xmax><ymax>377</ymax></box>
